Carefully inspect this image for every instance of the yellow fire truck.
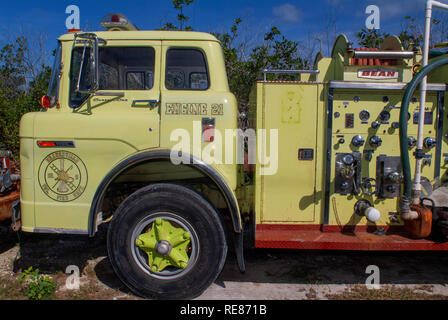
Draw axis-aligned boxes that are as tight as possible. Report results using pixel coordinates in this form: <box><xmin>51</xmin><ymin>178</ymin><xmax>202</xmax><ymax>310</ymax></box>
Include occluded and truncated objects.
<box><xmin>2</xmin><ymin>6</ymin><xmax>448</xmax><ymax>299</ymax></box>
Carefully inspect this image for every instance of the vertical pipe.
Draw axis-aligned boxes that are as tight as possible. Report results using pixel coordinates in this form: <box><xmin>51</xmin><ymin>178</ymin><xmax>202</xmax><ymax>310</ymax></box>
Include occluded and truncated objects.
<box><xmin>412</xmin><ymin>0</ymin><xmax>433</xmax><ymax>204</ymax></box>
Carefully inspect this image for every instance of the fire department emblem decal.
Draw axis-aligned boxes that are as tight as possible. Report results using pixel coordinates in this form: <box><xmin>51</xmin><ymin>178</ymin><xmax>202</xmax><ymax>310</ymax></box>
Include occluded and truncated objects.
<box><xmin>38</xmin><ymin>151</ymin><xmax>88</xmax><ymax>202</ymax></box>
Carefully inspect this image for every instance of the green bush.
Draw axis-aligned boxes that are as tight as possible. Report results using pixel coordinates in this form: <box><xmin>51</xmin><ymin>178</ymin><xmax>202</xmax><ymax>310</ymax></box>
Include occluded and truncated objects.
<box><xmin>18</xmin><ymin>266</ymin><xmax>56</xmax><ymax>300</ymax></box>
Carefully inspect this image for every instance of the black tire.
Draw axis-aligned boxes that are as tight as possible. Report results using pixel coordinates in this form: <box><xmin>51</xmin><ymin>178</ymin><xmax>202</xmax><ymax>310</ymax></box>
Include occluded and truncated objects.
<box><xmin>107</xmin><ymin>183</ymin><xmax>228</xmax><ymax>299</ymax></box>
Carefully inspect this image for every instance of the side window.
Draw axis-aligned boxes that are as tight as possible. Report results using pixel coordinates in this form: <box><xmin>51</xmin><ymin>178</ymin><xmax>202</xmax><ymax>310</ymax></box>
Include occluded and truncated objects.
<box><xmin>165</xmin><ymin>48</ymin><xmax>209</xmax><ymax>90</ymax></box>
<box><xmin>98</xmin><ymin>47</ymin><xmax>155</xmax><ymax>90</ymax></box>
<box><xmin>69</xmin><ymin>46</ymin><xmax>155</xmax><ymax>108</ymax></box>
<box><xmin>99</xmin><ymin>63</ymin><xmax>119</xmax><ymax>90</ymax></box>
<box><xmin>126</xmin><ymin>72</ymin><xmax>145</xmax><ymax>90</ymax></box>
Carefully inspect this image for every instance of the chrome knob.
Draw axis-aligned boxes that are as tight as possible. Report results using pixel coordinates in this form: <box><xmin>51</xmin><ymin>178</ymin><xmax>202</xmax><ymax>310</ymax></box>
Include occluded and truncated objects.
<box><xmin>369</xmin><ymin>136</ymin><xmax>382</xmax><ymax>148</ymax></box>
<box><xmin>371</xmin><ymin>121</ymin><xmax>380</xmax><ymax>129</ymax></box>
<box><xmin>342</xmin><ymin>154</ymin><xmax>355</xmax><ymax>165</ymax></box>
<box><xmin>424</xmin><ymin>137</ymin><xmax>436</xmax><ymax>149</ymax></box>
<box><xmin>408</xmin><ymin>136</ymin><xmax>417</xmax><ymax>149</ymax></box>
<box><xmin>351</xmin><ymin>135</ymin><xmax>365</xmax><ymax>147</ymax></box>
<box><xmin>387</xmin><ymin>172</ymin><xmax>402</xmax><ymax>183</ymax></box>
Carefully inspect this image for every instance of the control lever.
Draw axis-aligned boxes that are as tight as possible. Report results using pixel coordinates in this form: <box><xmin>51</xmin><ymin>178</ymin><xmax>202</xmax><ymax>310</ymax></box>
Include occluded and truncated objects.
<box><xmin>352</xmin><ymin>176</ymin><xmax>361</xmax><ymax>194</ymax></box>
<box><xmin>361</xmin><ymin>178</ymin><xmax>377</xmax><ymax>196</ymax></box>
<box><xmin>341</xmin><ymin>154</ymin><xmax>361</xmax><ymax>194</ymax></box>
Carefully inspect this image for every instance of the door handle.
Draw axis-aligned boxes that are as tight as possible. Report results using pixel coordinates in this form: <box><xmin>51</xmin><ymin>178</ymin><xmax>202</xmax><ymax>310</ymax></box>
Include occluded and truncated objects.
<box><xmin>132</xmin><ymin>100</ymin><xmax>159</xmax><ymax>109</ymax></box>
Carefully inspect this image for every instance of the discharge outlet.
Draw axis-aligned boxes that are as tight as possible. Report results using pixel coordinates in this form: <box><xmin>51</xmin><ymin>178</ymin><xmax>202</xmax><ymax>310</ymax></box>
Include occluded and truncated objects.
<box><xmin>355</xmin><ymin>199</ymin><xmax>381</xmax><ymax>223</ymax></box>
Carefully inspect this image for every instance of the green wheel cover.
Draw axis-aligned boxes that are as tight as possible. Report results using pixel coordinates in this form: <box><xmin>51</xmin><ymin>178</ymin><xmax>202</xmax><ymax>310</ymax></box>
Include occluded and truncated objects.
<box><xmin>135</xmin><ymin>218</ymin><xmax>191</xmax><ymax>272</ymax></box>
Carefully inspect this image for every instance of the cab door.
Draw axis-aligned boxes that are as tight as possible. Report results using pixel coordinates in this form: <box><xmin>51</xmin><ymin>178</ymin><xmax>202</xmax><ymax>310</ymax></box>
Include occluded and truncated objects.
<box><xmin>69</xmin><ymin>40</ymin><xmax>162</xmax><ymax>150</ymax></box>
<box><xmin>32</xmin><ymin>40</ymin><xmax>162</xmax><ymax>231</ymax></box>
<box><xmin>159</xmin><ymin>42</ymin><xmax>213</xmax><ymax>156</ymax></box>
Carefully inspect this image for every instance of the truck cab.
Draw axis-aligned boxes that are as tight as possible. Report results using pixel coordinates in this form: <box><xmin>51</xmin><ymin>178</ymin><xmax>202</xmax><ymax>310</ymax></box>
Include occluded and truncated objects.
<box><xmin>20</xmin><ymin>16</ymin><xmax>240</xmax><ymax>235</ymax></box>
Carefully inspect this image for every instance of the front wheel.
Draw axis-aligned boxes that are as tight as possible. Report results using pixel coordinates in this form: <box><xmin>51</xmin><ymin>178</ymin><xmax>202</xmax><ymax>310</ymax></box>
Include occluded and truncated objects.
<box><xmin>107</xmin><ymin>183</ymin><xmax>228</xmax><ymax>299</ymax></box>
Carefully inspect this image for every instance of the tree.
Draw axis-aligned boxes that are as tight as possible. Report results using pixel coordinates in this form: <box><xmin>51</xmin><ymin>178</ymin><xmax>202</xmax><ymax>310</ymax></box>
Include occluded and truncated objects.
<box><xmin>160</xmin><ymin>4</ymin><xmax>310</xmax><ymax>117</ymax></box>
<box><xmin>398</xmin><ymin>16</ymin><xmax>424</xmax><ymax>49</ymax></box>
<box><xmin>161</xmin><ymin>0</ymin><xmax>195</xmax><ymax>31</ymax></box>
<box><xmin>357</xmin><ymin>15</ymin><xmax>448</xmax><ymax>50</ymax></box>
<box><xmin>215</xmin><ymin>19</ymin><xmax>309</xmax><ymax>111</ymax></box>
<box><xmin>356</xmin><ymin>28</ymin><xmax>390</xmax><ymax>48</ymax></box>
<box><xmin>0</xmin><ymin>37</ymin><xmax>51</xmax><ymax>154</ymax></box>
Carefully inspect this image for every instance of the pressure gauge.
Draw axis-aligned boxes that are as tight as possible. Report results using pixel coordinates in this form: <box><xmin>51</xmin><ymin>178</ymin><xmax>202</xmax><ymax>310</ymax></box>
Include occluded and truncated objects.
<box><xmin>359</xmin><ymin>110</ymin><xmax>370</xmax><ymax>121</ymax></box>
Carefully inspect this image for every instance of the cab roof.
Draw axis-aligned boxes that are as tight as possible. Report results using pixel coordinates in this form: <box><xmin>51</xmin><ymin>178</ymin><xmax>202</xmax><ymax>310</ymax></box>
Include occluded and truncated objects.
<box><xmin>58</xmin><ymin>30</ymin><xmax>219</xmax><ymax>42</ymax></box>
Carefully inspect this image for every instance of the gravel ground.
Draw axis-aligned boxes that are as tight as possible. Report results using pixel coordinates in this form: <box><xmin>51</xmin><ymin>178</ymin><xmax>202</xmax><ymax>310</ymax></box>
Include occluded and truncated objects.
<box><xmin>1</xmin><ymin>222</ymin><xmax>448</xmax><ymax>300</ymax></box>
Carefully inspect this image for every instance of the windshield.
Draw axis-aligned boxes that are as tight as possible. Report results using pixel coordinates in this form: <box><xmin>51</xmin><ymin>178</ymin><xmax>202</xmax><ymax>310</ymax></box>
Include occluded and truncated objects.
<box><xmin>47</xmin><ymin>42</ymin><xmax>62</xmax><ymax>106</ymax></box>
<box><xmin>69</xmin><ymin>46</ymin><xmax>92</xmax><ymax>108</ymax></box>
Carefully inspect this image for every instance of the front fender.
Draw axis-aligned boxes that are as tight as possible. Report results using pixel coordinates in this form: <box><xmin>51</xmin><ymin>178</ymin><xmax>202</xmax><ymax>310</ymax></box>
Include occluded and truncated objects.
<box><xmin>88</xmin><ymin>149</ymin><xmax>242</xmax><ymax>236</ymax></box>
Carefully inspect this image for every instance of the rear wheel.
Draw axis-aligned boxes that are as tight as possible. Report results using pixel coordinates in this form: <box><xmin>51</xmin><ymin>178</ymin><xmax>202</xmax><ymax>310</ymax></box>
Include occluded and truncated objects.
<box><xmin>107</xmin><ymin>183</ymin><xmax>227</xmax><ymax>299</ymax></box>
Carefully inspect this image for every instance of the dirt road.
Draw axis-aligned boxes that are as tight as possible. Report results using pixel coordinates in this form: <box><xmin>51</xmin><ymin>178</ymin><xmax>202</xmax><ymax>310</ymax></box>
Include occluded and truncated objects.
<box><xmin>1</xmin><ymin>222</ymin><xmax>448</xmax><ymax>300</ymax></box>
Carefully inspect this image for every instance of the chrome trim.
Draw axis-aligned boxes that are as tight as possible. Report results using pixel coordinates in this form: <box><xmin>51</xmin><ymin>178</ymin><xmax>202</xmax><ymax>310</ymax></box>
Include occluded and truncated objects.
<box><xmin>94</xmin><ymin>91</ymin><xmax>125</xmax><ymax>97</ymax></box>
<box><xmin>34</xmin><ymin>228</ymin><xmax>88</xmax><ymax>235</ymax></box>
<box><xmin>329</xmin><ymin>81</ymin><xmax>448</xmax><ymax>91</ymax></box>
<box><xmin>263</xmin><ymin>69</ymin><xmax>319</xmax><ymax>81</ymax></box>
<box><xmin>132</xmin><ymin>99</ymin><xmax>159</xmax><ymax>109</ymax></box>
<box><xmin>353</xmin><ymin>51</ymin><xmax>414</xmax><ymax>59</ymax></box>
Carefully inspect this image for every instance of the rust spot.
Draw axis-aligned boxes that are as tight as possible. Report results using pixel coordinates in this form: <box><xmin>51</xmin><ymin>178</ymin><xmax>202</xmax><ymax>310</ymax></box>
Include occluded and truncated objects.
<box><xmin>0</xmin><ymin>187</ymin><xmax>20</xmax><ymax>222</ymax></box>
<box><xmin>404</xmin><ymin>204</ymin><xmax>432</xmax><ymax>239</ymax></box>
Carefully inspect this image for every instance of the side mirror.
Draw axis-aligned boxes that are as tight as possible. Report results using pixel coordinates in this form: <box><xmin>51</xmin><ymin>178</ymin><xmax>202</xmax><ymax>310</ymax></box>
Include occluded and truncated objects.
<box><xmin>74</xmin><ymin>33</ymin><xmax>103</xmax><ymax>94</ymax></box>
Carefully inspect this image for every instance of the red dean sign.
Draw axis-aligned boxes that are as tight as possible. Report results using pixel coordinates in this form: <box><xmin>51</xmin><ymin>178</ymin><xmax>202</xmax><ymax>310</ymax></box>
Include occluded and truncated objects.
<box><xmin>358</xmin><ymin>69</ymin><xmax>399</xmax><ymax>80</ymax></box>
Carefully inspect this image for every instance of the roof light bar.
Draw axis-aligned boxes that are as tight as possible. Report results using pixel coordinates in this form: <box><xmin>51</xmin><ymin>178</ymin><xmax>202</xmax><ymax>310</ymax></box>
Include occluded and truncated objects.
<box><xmin>100</xmin><ymin>13</ymin><xmax>138</xmax><ymax>31</ymax></box>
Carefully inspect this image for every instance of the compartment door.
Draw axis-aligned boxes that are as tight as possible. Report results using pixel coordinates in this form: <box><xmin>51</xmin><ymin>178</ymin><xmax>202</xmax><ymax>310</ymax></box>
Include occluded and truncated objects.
<box><xmin>260</xmin><ymin>84</ymin><xmax>318</xmax><ymax>223</ymax></box>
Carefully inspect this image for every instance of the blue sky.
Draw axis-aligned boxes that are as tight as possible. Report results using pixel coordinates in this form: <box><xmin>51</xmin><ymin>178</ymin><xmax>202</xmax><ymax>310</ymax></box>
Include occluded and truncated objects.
<box><xmin>0</xmin><ymin>0</ymin><xmax>430</xmax><ymax>59</ymax></box>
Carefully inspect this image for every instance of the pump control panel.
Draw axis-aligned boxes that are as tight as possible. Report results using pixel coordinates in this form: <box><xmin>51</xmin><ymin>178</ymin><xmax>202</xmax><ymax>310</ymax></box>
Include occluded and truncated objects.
<box><xmin>328</xmin><ymin>88</ymin><xmax>442</xmax><ymax>226</ymax></box>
